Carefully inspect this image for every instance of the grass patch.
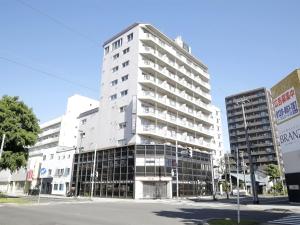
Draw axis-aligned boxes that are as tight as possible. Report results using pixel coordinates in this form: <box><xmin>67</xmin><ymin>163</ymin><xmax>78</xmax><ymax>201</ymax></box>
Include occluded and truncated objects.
<box><xmin>0</xmin><ymin>197</ymin><xmax>31</xmax><ymax>204</ymax></box>
<box><xmin>208</xmin><ymin>219</ymin><xmax>259</xmax><ymax>225</ymax></box>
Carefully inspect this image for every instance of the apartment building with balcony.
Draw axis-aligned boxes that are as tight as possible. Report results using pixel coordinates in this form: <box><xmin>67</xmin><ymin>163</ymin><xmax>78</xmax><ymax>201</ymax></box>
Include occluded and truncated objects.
<box><xmin>225</xmin><ymin>88</ymin><xmax>282</xmax><ymax>171</ymax></box>
<box><xmin>26</xmin><ymin>94</ymin><xmax>98</xmax><ymax>195</ymax></box>
<box><xmin>73</xmin><ymin>23</ymin><xmax>217</xmax><ymax>199</ymax></box>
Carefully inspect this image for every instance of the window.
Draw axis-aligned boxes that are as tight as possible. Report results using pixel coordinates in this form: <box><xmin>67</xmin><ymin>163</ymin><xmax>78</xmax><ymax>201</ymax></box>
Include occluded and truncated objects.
<box><xmin>81</xmin><ymin>119</ymin><xmax>87</xmax><ymax>125</ymax></box>
<box><xmin>50</xmin><ymin>154</ymin><xmax>54</xmax><ymax>160</ymax></box>
<box><xmin>105</xmin><ymin>46</ymin><xmax>109</xmax><ymax>55</ymax></box>
<box><xmin>113</xmin><ymin>53</ymin><xmax>119</xmax><ymax>60</ymax></box>
<box><xmin>119</xmin><ymin>122</ymin><xmax>127</xmax><ymax>129</ymax></box>
<box><xmin>43</xmin><ymin>155</ymin><xmax>46</xmax><ymax>161</ymax></box>
<box><xmin>111</xmin><ymin>79</ymin><xmax>118</xmax><ymax>86</ymax></box>
<box><xmin>121</xmin><ymin>74</ymin><xmax>128</xmax><ymax>82</ymax></box>
<box><xmin>122</xmin><ymin>60</ymin><xmax>129</xmax><ymax>67</ymax></box>
<box><xmin>59</xmin><ymin>184</ymin><xmax>64</xmax><ymax>191</ymax></box>
<box><xmin>112</xmin><ymin>66</ymin><xmax>119</xmax><ymax>72</ymax></box>
<box><xmin>110</xmin><ymin>94</ymin><xmax>117</xmax><ymax>101</ymax></box>
<box><xmin>127</xmin><ymin>33</ymin><xmax>133</xmax><ymax>42</ymax></box>
<box><xmin>67</xmin><ymin>154</ymin><xmax>70</xmax><ymax>159</ymax></box>
<box><xmin>48</xmin><ymin>169</ymin><xmax>52</xmax><ymax>176</ymax></box>
<box><xmin>120</xmin><ymin>105</ymin><xmax>127</xmax><ymax>112</ymax></box>
<box><xmin>121</xmin><ymin>89</ymin><xmax>128</xmax><ymax>97</ymax></box>
<box><xmin>65</xmin><ymin>168</ymin><xmax>70</xmax><ymax>176</ymax></box>
<box><xmin>123</xmin><ymin>47</ymin><xmax>130</xmax><ymax>54</ymax></box>
<box><xmin>118</xmin><ymin>139</ymin><xmax>126</xmax><ymax>145</ymax></box>
<box><xmin>54</xmin><ymin>184</ymin><xmax>58</xmax><ymax>190</ymax></box>
<box><xmin>112</xmin><ymin>38</ymin><xmax>122</xmax><ymax>50</ymax></box>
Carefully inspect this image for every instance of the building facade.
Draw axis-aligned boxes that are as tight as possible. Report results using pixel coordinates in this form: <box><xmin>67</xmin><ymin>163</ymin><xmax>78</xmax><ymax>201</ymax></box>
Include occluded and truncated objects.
<box><xmin>26</xmin><ymin>95</ymin><xmax>98</xmax><ymax>195</ymax></box>
<box><xmin>225</xmin><ymin>88</ymin><xmax>282</xmax><ymax>171</ymax></box>
<box><xmin>73</xmin><ymin>23</ymin><xmax>219</xmax><ymax>198</ymax></box>
<box><xmin>271</xmin><ymin>69</ymin><xmax>300</xmax><ymax>203</ymax></box>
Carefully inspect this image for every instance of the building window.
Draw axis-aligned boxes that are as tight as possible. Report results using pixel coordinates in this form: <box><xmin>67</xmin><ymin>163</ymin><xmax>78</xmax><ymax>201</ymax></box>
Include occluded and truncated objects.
<box><xmin>59</xmin><ymin>184</ymin><xmax>64</xmax><ymax>191</ymax></box>
<box><xmin>112</xmin><ymin>66</ymin><xmax>119</xmax><ymax>73</ymax></box>
<box><xmin>48</xmin><ymin>169</ymin><xmax>52</xmax><ymax>176</ymax></box>
<box><xmin>121</xmin><ymin>74</ymin><xmax>128</xmax><ymax>82</ymax></box>
<box><xmin>43</xmin><ymin>155</ymin><xmax>46</xmax><ymax>161</ymax></box>
<box><xmin>122</xmin><ymin>60</ymin><xmax>129</xmax><ymax>68</ymax></box>
<box><xmin>81</xmin><ymin>119</ymin><xmax>87</xmax><ymax>125</ymax></box>
<box><xmin>67</xmin><ymin>154</ymin><xmax>70</xmax><ymax>159</ymax></box>
<box><xmin>118</xmin><ymin>139</ymin><xmax>126</xmax><ymax>145</ymax></box>
<box><xmin>121</xmin><ymin>89</ymin><xmax>128</xmax><ymax>97</ymax></box>
<box><xmin>127</xmin><ymin>33</ymin><xmax>133</xmax><ymax>42</ymax></box>
<box><xmin>50</xmin><ymin>154</ymin><xmax>54</xmax><ymax>160</ymax></box>
<box><xmin>120</xmin><ymin>105</ymin><xmax>127</xmax><ymax>112</ymax></box>
<box><xmin>111</xmin><ymin>79</ymin><xmax>118</xmax><ymax>86</ymax></box>
<box><xmin>119</xmin><ymin>122</ymin><xmax>127</xmax><ymax>129</ymax></box>
<box><xmin>110</xmin><ymin>94</ymin><xmax>117</xmax><ymax>101</ymax></box>
<box><xmin>123</xmin><ymin>47</ymin><xmax>130</xmax><ymax>54</ymax></box>
<box><xmin>54</xmin><ymin>184</ymin><xmax>58</xmax><ymax>190</ymax></box>
<box><xmin>113</xmin><ymin>53</ymin><xmax>119</xmax><ymax>60</ymax></box>
<box><xmin>112</xmin><ymin>38</ymin><xmax>122</xmax><ymax>50</ymax></box>
<box><xmin>65</xmin><ymin>168</ymin><xmax>70</xmax><ymax>176</ymax></box>
<box><xmin>105</xmin><ymin>46</ymin><xmax>109</xmax><ymax>55</ymax></box>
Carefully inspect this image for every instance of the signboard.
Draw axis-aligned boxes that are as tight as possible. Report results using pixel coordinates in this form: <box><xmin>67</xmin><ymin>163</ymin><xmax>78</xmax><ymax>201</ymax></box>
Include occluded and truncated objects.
<box><xmin>136</xmin><ymin>157</ymin><xmax>165</xmax><ymax>166</ymax></box>
<box><xmin>40</xmin><ymin>168</ymin><xmax>47</xmax><ymax>175</ymax></box>
<box><xmin>278</xmin><ymin>117</ymin><xmax>300</xmax><ymax>153</ymax></box>
<box><xmin>26</xmin><ymin>170</ymin><xmax>33</xmax><ymax>181</ymax></box>
<box><xmin>273</xmin><ymin>87</ymin><xmax>299</xmax><ymax>123</ymax></box>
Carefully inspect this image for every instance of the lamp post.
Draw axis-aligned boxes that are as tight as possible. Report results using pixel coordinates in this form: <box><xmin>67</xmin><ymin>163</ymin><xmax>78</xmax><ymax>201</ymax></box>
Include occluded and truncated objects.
<box><xmin>236</xmin><ymin>98</ymin><xmax>259</xmax><ymax>204</ymax></box>
<box><xmin>236</xmin><ymin>148</ymin><xmax>240</xmax><ymax>224</ymax></box>
<box><xmin>75</xmin><ymin>130</ymin><xmax>85</xmax><ymax>197</ymax></box>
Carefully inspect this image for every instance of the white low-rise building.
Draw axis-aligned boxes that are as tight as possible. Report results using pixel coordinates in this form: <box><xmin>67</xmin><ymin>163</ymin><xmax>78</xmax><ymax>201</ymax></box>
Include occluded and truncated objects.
<box><xmin>26</xmin><ymin>94</ymin><xmax>98</xmax><ymax>195</ymax></box>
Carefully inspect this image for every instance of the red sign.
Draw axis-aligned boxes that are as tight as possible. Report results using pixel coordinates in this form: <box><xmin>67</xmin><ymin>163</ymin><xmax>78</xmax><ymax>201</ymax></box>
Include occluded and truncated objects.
<box><xmin>26</xmin><ymin>170</ymin><xmax>33</xmax><ymax>181</ymax></box>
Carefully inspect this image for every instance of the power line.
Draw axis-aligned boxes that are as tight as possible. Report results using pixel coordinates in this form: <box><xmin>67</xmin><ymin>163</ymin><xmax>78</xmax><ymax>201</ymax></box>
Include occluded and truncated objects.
<box><xmin>14</xmin><ymin>0</ymin><xmax>99</xmax><ymax>46</ymax></box>
<box><xmin>0</xmin><ymin>56</ymin><xmax>98</xmax><ymax>93</ymax></box>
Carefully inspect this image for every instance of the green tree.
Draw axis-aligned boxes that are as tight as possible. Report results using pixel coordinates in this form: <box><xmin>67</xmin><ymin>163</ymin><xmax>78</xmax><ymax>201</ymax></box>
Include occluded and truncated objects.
<box><xmin>0</xmin><ymin>96</ymin><xmax>40</xmax><ymax>172</ymax></box>
<box><xmin>265</xmin><ymin>164</ymin><xmax>281</xmax><ymax>195</ymax></box>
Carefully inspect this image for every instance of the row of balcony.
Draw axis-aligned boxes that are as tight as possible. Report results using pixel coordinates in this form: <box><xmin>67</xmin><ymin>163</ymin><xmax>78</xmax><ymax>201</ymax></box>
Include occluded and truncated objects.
<box><xmin>227</xmin><ymin>106</ymin><xmax>268</xmax><ymax>117</ymax></box>
<box><xmin>139</xmin><ymin>106</ymin><xmax>213</xmax><ymax>137</ymax></box>
<box><xmin>139</xmin><ymin>90</ymin><xmax>214</xmax><ymax>124</ymax></box>
<box><xmin>141</xmin><ymin>72</ymin><xmax>211</xmax><ymax>104</ymax></box>
<box><xmin>140</xmin><ymin>76</ymin><xmax>212</xmax><ymax>113</ymax></box>
<box><xmin>140</xmin><ymin>45</ymin><xmax>211</xmax><ymax>92</ymax></box>
<box><xmin>140</xmin><ymin>32</ymin><xmax>210</xmax><ymax>80</ymax></box>
<box><xmin>139</xmin><ymin>125</ymin><xmax>212</xmax><ymax>150</ymax></box>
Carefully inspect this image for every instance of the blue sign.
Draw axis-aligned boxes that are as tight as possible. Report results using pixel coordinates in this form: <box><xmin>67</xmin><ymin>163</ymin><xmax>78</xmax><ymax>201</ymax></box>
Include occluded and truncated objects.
<box><xmin>40</xmin><ymin>168</ymin><xmax>47</xmax><ymax>175</ymax></box>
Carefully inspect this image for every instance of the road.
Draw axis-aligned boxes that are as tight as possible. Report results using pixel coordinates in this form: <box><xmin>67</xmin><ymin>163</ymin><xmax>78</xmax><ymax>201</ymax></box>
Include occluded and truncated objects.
<box><xmin>0</xmin><ymin>197</ymin><xmax>293</xmax><ymax>225</ymax></box>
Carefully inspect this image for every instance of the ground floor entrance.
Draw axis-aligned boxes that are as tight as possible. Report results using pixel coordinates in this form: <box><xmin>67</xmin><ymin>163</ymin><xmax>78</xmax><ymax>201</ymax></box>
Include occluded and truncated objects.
<box><xmin>143</xmin><ymin>181</ymin><xmax>167</xmax><ymax>199</ymax></box>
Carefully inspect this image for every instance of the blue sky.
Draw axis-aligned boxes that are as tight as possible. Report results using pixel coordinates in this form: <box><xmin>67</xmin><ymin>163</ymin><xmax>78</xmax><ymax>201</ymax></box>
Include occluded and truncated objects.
<box><xmin>1</xmin><ymin>0</ymin><xmax>299</xmax><ymax>151</ymax></box>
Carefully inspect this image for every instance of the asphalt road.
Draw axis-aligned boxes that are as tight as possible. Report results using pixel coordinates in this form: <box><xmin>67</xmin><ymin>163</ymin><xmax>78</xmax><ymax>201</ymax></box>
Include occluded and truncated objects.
<box><xmin>0</xmin><ymin>199</ymin><xmax>291</xmax><ymax>225</ymax></box>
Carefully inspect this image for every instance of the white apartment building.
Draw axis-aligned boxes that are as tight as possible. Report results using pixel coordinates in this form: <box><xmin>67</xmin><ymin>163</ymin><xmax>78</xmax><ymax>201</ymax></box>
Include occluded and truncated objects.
<box><xmin>97</xmin><ymin>23</ymin><xmax>214</xmax><ymax>150</ymax></box>
<box><xmin>74</xmin><ymin>23</ymin><xmax>220</xmax><ymax>199</ymax></box>
<box><xmin>26</xmin><ymin>94</ymin><xmax>98</xmax><ymax>195</ymax></box>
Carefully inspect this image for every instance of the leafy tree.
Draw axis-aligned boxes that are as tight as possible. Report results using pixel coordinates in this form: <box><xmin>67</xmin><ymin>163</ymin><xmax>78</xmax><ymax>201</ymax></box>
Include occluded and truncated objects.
<box><xmin>0</xmin><ymin>96</ymin><xmax>40</xmax><ymax>172</ymax></box>
<box><xmin>265</xmin><ymin>164</ymin><xmax>281</xmax><ymax>195</ymax></box>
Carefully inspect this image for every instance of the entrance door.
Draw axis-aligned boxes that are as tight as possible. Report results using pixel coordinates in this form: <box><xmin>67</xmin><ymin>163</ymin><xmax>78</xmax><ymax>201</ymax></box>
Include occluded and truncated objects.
<box><xmin>143</xmin><ymin>182</ymin><xmax>167</xmax><ymax>199</ymax></box>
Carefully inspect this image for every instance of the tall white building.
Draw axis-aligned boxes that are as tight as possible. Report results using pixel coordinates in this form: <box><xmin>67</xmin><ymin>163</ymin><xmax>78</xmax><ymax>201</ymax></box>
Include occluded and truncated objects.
<box><xmin>95</xmin><ymin>23</ymin><xmax>214</xmax><ymax>151</ymax></box>
<box><xmin>73</xmin><ymin>23</ymin><xmax>221</xmax><ymax>199</ymax></box>
<box><xmin>26</xmin><ymin>94</ymin><xmax>98</xmax><ymax>195</ymax></box>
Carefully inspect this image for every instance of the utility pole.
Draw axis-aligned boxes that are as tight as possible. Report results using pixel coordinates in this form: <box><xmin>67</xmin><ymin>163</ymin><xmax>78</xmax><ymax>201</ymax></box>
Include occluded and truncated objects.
<box><xmin>240</xmin><ymin>151</ymin><xmax>246</xmax><ymax>191</ymax></box>
<box><xmin>90</xmin><ymin>145</ymin><xmax>97</xmax><ymax>199</ymax></box>
<box><xmin>227</xmin><ymin>154</ymin><xmax>233</xmax><ymax>193</ymax></box>
<box><xmin>237</xmin><ymin>98</ymin><xmax>259</xmax><ymax>204</ymax></box>
<box><xmin>0</xmin><ymin>133</ymin><xmax>6</xmax><ymax>159</ymax></box>
<box><xmin>236</xmin><ymin>148</ymin><xmax>240</xmax><ymax>224</ymax></box>
<box><xmin>75</xmin><ymin>130</ymin><xmax>85</xmax><ymax>196</ymax></box>
<box><xmin>210</xmin><ymin>155</ymin><xmax>216</xmax><ymax>200</ymax></box>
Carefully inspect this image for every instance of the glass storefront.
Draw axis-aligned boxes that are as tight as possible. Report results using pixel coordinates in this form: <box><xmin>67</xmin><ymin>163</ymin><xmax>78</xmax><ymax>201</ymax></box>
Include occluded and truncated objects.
<box><xmin>72</xmin><ymin>144</ymin><xmax>212</xmax><ymax>198</ymax></box>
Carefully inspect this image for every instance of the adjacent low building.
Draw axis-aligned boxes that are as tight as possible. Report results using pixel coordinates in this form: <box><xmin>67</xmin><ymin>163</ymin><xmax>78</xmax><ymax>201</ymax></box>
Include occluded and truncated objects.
<box><xmin>26</xmin><ymin>94</ymin><xmax>98</xmax><ymax>195</ymax></box>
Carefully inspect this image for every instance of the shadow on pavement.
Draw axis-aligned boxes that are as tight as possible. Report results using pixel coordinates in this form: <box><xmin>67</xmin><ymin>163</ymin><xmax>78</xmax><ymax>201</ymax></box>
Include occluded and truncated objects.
<box><xmin>153</xmin><ymin>207</ymin><xmax>290</xmax><ymax>225</ymax></box>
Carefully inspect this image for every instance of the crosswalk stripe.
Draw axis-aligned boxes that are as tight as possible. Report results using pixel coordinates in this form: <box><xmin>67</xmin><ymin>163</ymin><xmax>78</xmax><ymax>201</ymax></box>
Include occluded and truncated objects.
<box><xmin>269</xmin><ymin>214</ymin><xmax>300</xmax><ymax>225</ymax></box>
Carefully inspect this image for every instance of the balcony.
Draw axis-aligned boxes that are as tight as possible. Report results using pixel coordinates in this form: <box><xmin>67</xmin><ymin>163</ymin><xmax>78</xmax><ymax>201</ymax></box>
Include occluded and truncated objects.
<box><xmin>139</xmin><ymin>126</ymin><xmax>212</xmax><ymax>150</ymax></box>
<box><xmin>139</xmin><ymin>36</ymin><xmax>210</xmax><ymax>84</ymax></box>
<box><xmin>140</xmin><ymin>72</ymin><xmax>212</xmax><ymax>113</ymax></box>
<box><xmin>139</xmin><ymin>91</ymin><xmax>214</xmax><ymax>126</ymax></box>
<box><xmin>140</xmin><ymin>59</ymin><xmax>211</xmax><ymax>102</ymax></box>
<box><xmin>139</xmin><ymin>106</ymin><xmax>214</xmax><ymax>138</ymax></box>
